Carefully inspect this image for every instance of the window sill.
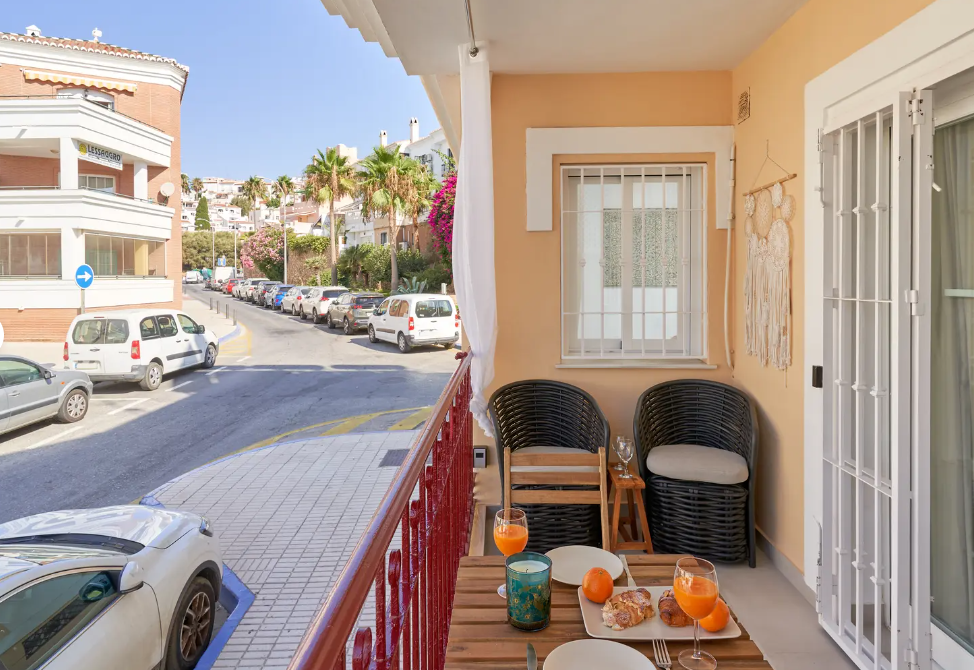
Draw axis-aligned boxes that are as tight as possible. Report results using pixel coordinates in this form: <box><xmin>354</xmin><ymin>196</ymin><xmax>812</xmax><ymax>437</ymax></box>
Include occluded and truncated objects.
<box><xmin>556</xmin><ymin>359</ymin><xmax>718</xmax><ymax>370</ymax></box>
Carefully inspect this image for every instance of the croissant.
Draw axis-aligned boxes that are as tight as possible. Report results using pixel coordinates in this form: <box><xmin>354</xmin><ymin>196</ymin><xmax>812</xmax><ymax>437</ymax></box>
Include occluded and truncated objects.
<box><xmin>658</xmin><ymin>589</ymin><xmax>693</xmax><ymax>627</ymax></box>
<box><xmin>600</xmin><ymin>588</ymin><xmax>656</xmax><ymax>630</ymax></box>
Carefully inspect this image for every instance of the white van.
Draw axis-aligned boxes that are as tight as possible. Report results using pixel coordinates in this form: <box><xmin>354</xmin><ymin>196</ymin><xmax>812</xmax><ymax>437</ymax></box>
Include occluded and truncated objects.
<box><xmin>64</xmin><ymin>309</ymin><xmax>220</xmax><ymax>391</ymax></box>
<box><xmin>183</xmin><ymin>270</ymin><xmax>203</xmax><ymax>284</ymax></box>
<box><xmin>368</xmin><ymin>294</ymin><xmax>459</xmax><ymax>353</ymax></box>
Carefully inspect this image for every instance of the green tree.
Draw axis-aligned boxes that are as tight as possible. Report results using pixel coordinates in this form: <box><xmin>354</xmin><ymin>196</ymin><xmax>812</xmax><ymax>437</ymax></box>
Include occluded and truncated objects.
<box><xmin>191</xmin><ymin>177</ymin><xmax>204</xmax><ymax>199</ymax></box>
<box><xmin>407</xmin><ymin>163</ymin><xmax>440</xmax><ymax>250</ymax></box>
<box><xmin>274</xmin><ymin>175</ymin><xmax>294</xmax><ymax>223</ymax></box>
<box><xmin>304</xmin><ymin>148</ymin><xmax>358</xmax><ymax>285</ymax></box>
<box><xmin>230</xmin><ymin>194</ymin><xmax>251</xmax><ymax>217</ymax></box>
<box><xmin>266</xmin><ymin>196</ymin><xmax>281</xmax><ymax>209</ymax></box>
<box><xmin>181</xmin><ymin>231</ymin><xmax>240</xmax><ymax>270</ymax></box>
<box><xmin>195</xmin><ymin>196</ymin><xmax>210</xmax><ymax>230</ymax></box>
<box><xmin>242</xmin><ymin>176</ymin><xmax>266</xmax><ymax>229</ymax></box>
<box><xmin>359</xmin><ymin>145</ymin><xmax>421</xmax><ymax>288</ymax></box>
<box><xmin>181</xmin><ymin>173</ymin><xmax>190</xmax><ymax>195</ymax></box>
<box><xmin>337</xmin><ymin>244</ymin><xmax>369</xmax><ymax>286</ymax></box>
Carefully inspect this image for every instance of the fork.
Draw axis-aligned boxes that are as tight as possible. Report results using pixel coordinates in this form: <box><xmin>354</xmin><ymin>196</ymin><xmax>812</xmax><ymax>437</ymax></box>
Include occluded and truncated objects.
<box><xmin>652</xmin><ymin>639</ymin><xmax>672</xmax><ymax>669</ymax></box>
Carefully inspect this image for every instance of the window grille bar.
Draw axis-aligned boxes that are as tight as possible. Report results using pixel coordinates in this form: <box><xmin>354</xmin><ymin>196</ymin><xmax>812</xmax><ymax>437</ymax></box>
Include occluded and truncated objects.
<box><xmin>661</xmin><ymin>166</ymin><xmax>667</xmax><ymax>358</ymax></box>
<box><xmin>853</xmin><ymin>118</ymin><xmax>867</xmax><ymax>655</ymax></box>
<box><xmin>579</xmin><ymin>169</ymin><xmax>586</xmax><ymax>358</ymax></box>
<box><xmin>599</xmin><ymin>168</ymin><xmax>605</xmax><ymax>357</ymax></box>
<box><xmin>701</xmin><ymin>164</ymin><xmax>709</xmax><ymax>360</ymax></box>
<box><xmin>640</xmin><ymin>167</ymin><xmax>647</xmax><ymax>358</ymax></box>
<box><xmin>820</xmin><ymin>129</ymin><xmax>837</xmax><ymax>629</ymax></box>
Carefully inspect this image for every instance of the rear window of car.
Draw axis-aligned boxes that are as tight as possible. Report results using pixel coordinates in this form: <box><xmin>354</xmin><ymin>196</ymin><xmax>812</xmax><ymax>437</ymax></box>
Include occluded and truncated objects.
<box><xmin>415</xmin><ymin>300</ymin><xmax>454</xmax><ymax>318</ymax></box>
<box><xmin>354</xmin><ymin>296</ymin><xmax>383</xmax><ymax>308</ymax></box>
<box><xmin>300</xmin><ymin>288</ymin><xmax>312</xmax><ymax>295</ymax></box>
<box><xmin>72</xmin><ymin>319</ymin><xmax>129</xmax><ymax>344</ymax></box>
<box><xmin>323</xmin><ymin>290</ymin><xmax>346</xmax><ymax>298</ymax></box>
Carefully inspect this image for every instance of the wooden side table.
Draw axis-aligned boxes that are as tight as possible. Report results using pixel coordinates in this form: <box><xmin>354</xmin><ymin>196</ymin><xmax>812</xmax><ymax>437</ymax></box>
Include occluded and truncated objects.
<box><xmin>608</xmin><ymin>468</ymin><xmax>654</xmax><ymax>554</ymax></box>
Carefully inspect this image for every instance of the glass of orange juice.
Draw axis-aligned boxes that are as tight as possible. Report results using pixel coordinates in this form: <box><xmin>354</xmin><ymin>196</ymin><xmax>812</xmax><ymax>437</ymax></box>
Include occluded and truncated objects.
<box><xmin>493</xmin><ymin>508</ymin><xmax>528</xmax><ymax>597</ymax></box>
<box><xmin>673</xmin><ymin>557</ymin><xmax>719</xmax><ymax>669</ymax></box>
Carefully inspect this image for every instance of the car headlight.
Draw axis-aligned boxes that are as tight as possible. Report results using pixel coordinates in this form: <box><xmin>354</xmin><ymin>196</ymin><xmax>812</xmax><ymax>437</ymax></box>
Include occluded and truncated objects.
<box><xmin>199</xmin><ymin>516</ymin><xmax>214</xmax><ymax>537</ymax></box>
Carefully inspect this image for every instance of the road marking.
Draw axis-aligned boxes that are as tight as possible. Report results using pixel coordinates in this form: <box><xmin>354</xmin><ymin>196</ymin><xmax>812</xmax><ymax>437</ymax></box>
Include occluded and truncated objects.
<box><xmin>166</xmin><ymin>381</ymin><xmax>194</xmax><ymax>392</ymax></box>
<box><xmin>27</xmin><ymin>425</ymin><xmax>85</xmax><ymax>450</ymax></box>
<box><xmin>236</xmin><ymin>356</ymin><xmax>251</xmax><ymax>363</ymax></box>
<box><xmin>388</xmin><ymin>407</ymin><xmax>433</xmax><ymax>431</ymax></box>
<box><xmin>322</xmin><ymin>412</ymin><xmax>384</xmax><ymax>436</ymax></box>
<box><xmin>205</xmin><ymin>366</ymin><xmax>227</xmax><ymax>376</ymax></box>
<box><xmin>107</xmin><ymin>398</ymin><xmax>149</xmax><ymax>415</ymax></box>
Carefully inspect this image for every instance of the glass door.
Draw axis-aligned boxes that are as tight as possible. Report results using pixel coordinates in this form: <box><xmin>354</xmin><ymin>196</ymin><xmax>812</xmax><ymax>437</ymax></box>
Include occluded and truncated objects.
<box><xmin>930</xmin><ymin>110</ymin><xmax>974</xmax><ymax>670</ymax></box>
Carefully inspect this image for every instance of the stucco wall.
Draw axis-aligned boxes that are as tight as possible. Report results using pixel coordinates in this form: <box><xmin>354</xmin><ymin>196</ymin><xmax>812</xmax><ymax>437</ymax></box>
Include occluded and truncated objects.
<box><xmin>729</xmin><ymin>0</ymin><xmax>938</xmax><ymax>570</ymax></box>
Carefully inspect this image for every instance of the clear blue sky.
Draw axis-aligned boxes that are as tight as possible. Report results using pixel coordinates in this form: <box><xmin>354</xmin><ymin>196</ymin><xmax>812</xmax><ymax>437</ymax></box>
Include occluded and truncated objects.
<box><xmin>4</xmin><ymin>1</ymin><xmax>438</xmax><ymax>180</ymax></box>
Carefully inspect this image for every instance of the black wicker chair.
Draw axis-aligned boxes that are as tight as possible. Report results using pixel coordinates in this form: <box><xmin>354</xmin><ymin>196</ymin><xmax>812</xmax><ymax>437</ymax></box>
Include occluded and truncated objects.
<box><xmin>489</xmin><ymin>380</ymin><xmax>610</xmax><ymax>553</ymax></box>
<box><xmin>633</xmin><ymin>380</ymin><xmax>758</xmax><ymax>567</ymax></box>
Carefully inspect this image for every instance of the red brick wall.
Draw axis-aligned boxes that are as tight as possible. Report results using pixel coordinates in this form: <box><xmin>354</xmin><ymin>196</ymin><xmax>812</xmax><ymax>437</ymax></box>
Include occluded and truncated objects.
<box><xmin>1</xmin><ymin>300</ymin><xmax>179</xmax><ymax>341</ymax></box>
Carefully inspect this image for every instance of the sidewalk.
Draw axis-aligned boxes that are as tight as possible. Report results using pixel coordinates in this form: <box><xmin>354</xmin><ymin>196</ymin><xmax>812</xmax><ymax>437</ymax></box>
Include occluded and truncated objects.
<box><xmin>142</xmin><ymin>430</ymin><xmax>417</xmax><ymax>669</ymax></box>
<box><xmin>0</xmin><ymin>295</ymin><xmax>241</xmax><ymax>365</ymax></box>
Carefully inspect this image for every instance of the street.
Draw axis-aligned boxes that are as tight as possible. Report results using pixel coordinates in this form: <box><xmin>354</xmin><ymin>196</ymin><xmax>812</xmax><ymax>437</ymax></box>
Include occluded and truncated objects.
<box><xmin>0</xmin><ymin>285</ymin><xmax>459</xmax><ymax>523</ymax></box>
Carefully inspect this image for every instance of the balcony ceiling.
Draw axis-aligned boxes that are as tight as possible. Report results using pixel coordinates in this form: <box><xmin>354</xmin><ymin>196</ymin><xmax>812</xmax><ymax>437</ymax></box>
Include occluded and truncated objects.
<box><xmin>325</xmin><ymin>0</ymin><xmax>808</xmax><ymax>74</ymax></box>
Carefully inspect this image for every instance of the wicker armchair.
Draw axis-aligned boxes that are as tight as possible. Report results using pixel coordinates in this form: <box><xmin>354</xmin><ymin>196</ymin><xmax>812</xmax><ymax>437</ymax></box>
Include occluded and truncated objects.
<box><xmin>489</xmin><ymin>380</ymin><xmax>610</xmax><ymax>553</ymax></box>
<box><xmin>633</xmin><ymin>380</ymin><xmax>758</xmax><ymax>567</ymax></box>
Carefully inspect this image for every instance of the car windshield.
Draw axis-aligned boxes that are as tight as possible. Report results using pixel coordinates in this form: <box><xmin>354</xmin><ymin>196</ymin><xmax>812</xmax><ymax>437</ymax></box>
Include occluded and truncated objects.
<box><xmin>415</xmin><ymin>300</ymin><xmax>454</xmax><ymax>318</ymax></box>
<box><xmin>323</xmin><ymin>290</ymin><xmax>345</xmax><ymax>298</ymax></box>
<box><xmin>354</xmin><ymin>296</ymin><xmax>383</xmax><ymax>308</ymax></box>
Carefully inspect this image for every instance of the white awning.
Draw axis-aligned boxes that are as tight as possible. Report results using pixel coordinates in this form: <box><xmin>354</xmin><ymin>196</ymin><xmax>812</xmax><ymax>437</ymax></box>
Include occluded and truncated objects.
<box><xmin>23</xmin><ymin>69</ymin><xmax>138</xmax><ymax>93</ymax></box>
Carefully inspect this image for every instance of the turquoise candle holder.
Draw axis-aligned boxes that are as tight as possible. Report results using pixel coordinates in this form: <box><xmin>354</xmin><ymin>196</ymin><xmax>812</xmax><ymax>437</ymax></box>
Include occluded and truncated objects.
<box><xmin>505</xmin><ymin>551</ymin><xmax>552</xmax><ymax>631</ymax></box>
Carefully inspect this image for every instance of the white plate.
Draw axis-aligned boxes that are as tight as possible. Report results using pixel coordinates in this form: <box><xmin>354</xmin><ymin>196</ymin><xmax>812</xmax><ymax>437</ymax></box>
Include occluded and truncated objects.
<box><xmin>543</xmin><ymin>639</ymin><xmax>654</xmax><ymax>670</ymax></box>
<box><xmin>578</xmin><ymin>586</ymin><xmax>742</xmax><ymax>642</ymax></box>
<box><xmin>544</xmin><ymin>545</ymin><xmax>623</xmax><ymax>586</ymax></box>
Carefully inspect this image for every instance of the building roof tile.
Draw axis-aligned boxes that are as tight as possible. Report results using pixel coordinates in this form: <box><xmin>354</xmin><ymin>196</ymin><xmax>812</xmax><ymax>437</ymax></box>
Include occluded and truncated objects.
<box><xmin>0</xmin><ymin>32</ymin><xmax>189</xmax><ymax>76</ymax></box>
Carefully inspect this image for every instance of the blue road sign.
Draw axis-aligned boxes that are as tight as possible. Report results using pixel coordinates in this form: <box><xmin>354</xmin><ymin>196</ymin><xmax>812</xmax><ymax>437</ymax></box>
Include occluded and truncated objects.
<box><xmin>75</xmin><ymin>264</ymin><xmax>94</xmax><ymax>289</ymax></box>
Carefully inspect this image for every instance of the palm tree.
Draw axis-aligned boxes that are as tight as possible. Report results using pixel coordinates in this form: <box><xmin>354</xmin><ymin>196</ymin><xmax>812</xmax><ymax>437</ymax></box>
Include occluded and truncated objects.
<box><xmin>181</xmin><ymin>173</ymin><xmax>190</xmax><ymax>195</ymax></box>
<box><xmin>407</xmin><ymin>164</ymin><xmax>440</xmax><ymax>250</ymax></box>
<box><xmin>358</xmin><ymin>145</ymin><xmax>420</xmax><ymax>288</ymax></box>
<box><xmin>191</xmin><ymin>177</ymin><xmax>204</xmax><ymax>200</ymax></box>
<box><xmin>338</xmin><ymin>243</ymin><xmax>369</xmax><ymax>285</ymax></box>
<box><xmin>242</xmin><ymin>176</ymin><xmax>267</xmax><ymax>229</ymax></box>
<box><xmin>304</xmin><ymin>148</ymin><xmax>359</xmax><ymax>284</ymax></box>
<box><xmin>274</xmin><ymin>175</ymin><xmax>295</xmax><ymax>283</ymax></box>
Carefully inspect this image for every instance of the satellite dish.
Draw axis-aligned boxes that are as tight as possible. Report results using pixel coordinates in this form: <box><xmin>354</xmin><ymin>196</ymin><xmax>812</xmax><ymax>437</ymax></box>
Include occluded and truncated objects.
<box><xmin>159</xmin><ymin>182</ymin><xmax>175</xmax><ymax>197</ymax></box>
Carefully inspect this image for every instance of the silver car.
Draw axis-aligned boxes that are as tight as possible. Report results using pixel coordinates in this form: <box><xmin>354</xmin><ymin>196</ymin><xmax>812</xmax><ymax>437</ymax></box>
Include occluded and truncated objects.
<box><xmin>300</xmin><ymin>286</ymin><xmax>348</xmax><ymax>323</ymax></box>
<box><xmin>0</xmin><ymin>355</ymin><xmax>92</xmax><ymax>435</ymax></box>
<box><xmin>325</xmin><ymin>292</ymin><xmax>385</xmax><ymax>334</ymax></box>
<box><xmin>281</xmin><ymin>286</ymin><xmax>311</xmax><ymax>315</ymax></box>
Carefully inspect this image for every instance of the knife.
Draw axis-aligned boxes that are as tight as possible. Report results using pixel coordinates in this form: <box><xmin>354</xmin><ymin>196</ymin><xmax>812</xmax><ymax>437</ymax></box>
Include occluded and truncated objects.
<box><xmin>621</xmin><ymin>554</ymin><xmax>637</xmax><ymax>588</ymax></box>
<box><xmin>527</xmin><ymin>643</ymin><xmax>537</xmax><ymax>670</ymax></box>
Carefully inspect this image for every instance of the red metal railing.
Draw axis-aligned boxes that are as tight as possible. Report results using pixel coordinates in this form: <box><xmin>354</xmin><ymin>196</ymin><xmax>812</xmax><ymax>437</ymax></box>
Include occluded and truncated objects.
<box><xmin>290</xmin><ymin>352</ymin><xmax>474</xmax><ymax>670</ymax></box>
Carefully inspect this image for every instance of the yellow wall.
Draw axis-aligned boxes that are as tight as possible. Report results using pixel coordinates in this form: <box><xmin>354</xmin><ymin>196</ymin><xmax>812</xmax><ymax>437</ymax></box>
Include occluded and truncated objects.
<box><xmin>487</xmin><ymin>72</ymin><xmax>734</xmax><ymax>471</ymax></box>
<box><xmin>730</xmin><ymin>0</ymin><xmax>937</xmax><ymax>569</ymax></box>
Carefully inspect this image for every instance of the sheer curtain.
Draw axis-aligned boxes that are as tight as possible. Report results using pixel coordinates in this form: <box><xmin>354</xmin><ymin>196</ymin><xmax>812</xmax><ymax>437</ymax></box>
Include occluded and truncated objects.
<box><xmin>931</xmin><ymin>116</ymin><xmax>974</xmax><ymax>649</ymax></box>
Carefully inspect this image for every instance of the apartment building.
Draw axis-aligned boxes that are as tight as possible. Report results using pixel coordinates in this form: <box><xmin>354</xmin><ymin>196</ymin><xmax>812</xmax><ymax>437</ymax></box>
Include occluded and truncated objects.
<box><xmin>0</xmin><ymin>26</ymin><xmax>188</xmax><ymax>340</ymax></box>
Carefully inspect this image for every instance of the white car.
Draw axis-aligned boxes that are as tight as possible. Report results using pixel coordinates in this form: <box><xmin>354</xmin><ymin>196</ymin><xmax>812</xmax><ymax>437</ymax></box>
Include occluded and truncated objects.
<box><xmin>0</xmin><ymin>505</ymin><xmax>223</xmax><ymax>670</ymax></box>
<box><xmin>368</xmin><ymin>294</ymin><xmax>460</xmax><ymax>352</ymax></box>
<box><xmin>281</xmin><ymin>286</ymin><xmax>311</xmax><ymax>315</ymax></box>
<box><xmin>64</xmin><ymin>310</ymin><xmax>220</xmax><ymax>391</ymax></box>
<box><xmin>183</xmin><ymin>271</ymin><xmax>202</xmax><ymax>285</ymax></box>
<box><xmin>299</xmin><ymin>286</ymin><xmax>348</xmax><ymax>323</ymax></box>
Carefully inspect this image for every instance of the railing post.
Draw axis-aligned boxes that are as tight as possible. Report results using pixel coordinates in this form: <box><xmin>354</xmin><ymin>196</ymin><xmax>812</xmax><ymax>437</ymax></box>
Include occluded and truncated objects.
<box><xmin>376</xmin><ymin>561</ymin><xmax>387</xmax><ymax>670</ymax></box>
<box><xmin>388</xmin><ymin>551</ymin><xmax>402</xmax><ymax>669</ymax></box>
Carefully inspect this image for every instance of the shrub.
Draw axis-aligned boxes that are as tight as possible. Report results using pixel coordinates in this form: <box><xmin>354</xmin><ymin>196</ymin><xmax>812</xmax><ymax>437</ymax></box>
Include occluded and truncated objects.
<box><xmin>427</xmin><ymin>173</ymin><xmax>455</xmax><ymax>273</ymax></box>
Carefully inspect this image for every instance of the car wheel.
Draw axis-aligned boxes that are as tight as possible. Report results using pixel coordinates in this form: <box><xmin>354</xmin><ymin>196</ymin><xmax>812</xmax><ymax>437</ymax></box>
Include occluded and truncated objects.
<box><xmin>165</xmin><ymin>576</ymin><xmax>215</xmax><ymax>670</ymax></box>
<box><xmin>312</xmin><ymin>309</ymin><xmax>320</xmax><ymax>324</ymax></box>
<box><xmin>202</xmin><ymin>344</ymin><xmax>217</xmax><ymax>369</ymax></box>
<box><xmin>299</xmin><ymin>308</ymin><xmax>307</xmax><ymax>321</ymax></box>
<box><xmin>291</xmin><ymin>305</ymin><xmax>297</xmax><ymax>316</ymax></box>
<box><xmin>139</xmin><ymin>361</ymin><xmax>163</xmax><ymax>391</ymax></box>
<box><xmin>343</xmin><ymin>318</ymin><xmax>353</xmax><ymax>335</ymax></box>
<box><xmin>368</xmin><ymin>325</ymin><xmax>378</xmax><ymax>343</ymax></box>
<box><xmin>324</xmin><ymin>312</ymin><xmax>332</xmax><ymax>328</ymax></box>
<box><xmin>57</xmin><ymin>389</ymin><xmax>88</xmax><ymax>423</ymax></box>
<box><xmin>398</xmin><ymin>332</ymin><xmax>411</xmax><ymax>353</ymax></box>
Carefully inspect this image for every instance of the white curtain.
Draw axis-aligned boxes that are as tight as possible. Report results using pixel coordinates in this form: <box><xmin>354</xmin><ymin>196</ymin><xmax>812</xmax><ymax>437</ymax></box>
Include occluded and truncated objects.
<box><xmin>453</xmin><ymin>43</ymin><xmax>497</xmax><ymax>436</ymax></box>
<box><xmin>931</xmin><ymin>117</ymin><xmax>974</xmax><ymax>648</ymax></box>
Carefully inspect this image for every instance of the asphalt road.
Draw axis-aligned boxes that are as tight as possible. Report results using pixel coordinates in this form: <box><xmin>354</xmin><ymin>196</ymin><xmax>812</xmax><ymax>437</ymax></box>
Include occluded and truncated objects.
<box><xmin>0</xmin><ymin>285</ymin><xmax>459</xmax><ymax>523</ymax></box>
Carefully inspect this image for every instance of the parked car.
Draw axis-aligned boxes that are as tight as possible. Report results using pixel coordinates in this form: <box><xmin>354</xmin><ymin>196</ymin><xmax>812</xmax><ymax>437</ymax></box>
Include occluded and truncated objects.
<box><xmin>255</xmin><ymin>281</ymin><xmax>280</xmax><ymax>306</ymax></box>
<box><xmin>368</xmin><ymin>294</ymin><xmax>459</xmax><ymax>352</ymax></box>
<box><xmin>0</xmin><ymin>355</ymin><xmax>92</xmax><ymax>436</ymax></box>
<box><xmin>326</xmin><ymin>292</ymin><xmax>385</xmax><ymax>334</ymax></box>
<box><xmin>0</xmin><ymin>505</ymin><xmax>223</xmax><ymax>670</ymax></box>
<box><xmin>64</xmin><ymin>310</ymin><xmax>219</xmax><ymax>391</ymax></box>
<box><xmin>268</xmin><ymin>285</ymin><xmax>293</xmax><ymax>310</ymax></box>
<box><xmin>233</xmin><ymin>278</ymin><xmax>261</xmax><ymax>299</ymax></box>
<box><xmin>281</xmin><ymin>286</ymin><xmax>311</xmax><ymax>315</ymax></box>
<box><xmin>300</xmin><ymin>286</ymin><xmax>348</xmax><ymax>323</ymax></box>
<box><xmin>224</xmin><ymin>278</ymin><xmax>241</xmax><ymax>295</ymax></box>
<box><xmin>239</xmin><ymin>278</ymin><xmax>268</xmax><ymax>301</ymax></box>
<box><xmin>183</xmin><ymin>270</ymin><xmax>202</xmax><ymax>285</ymax></box>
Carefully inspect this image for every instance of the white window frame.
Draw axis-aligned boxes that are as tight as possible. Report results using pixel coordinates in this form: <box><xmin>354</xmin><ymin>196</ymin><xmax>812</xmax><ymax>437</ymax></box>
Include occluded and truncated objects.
<box><xmin>79</xmin><ymin>174</ymin><xmax>115</xmax><ymax>194</ymax></box>
<box><xmin>560</xmin><ymin>163</ymin><xmax>707</xmax><ymax>363</ymax></box>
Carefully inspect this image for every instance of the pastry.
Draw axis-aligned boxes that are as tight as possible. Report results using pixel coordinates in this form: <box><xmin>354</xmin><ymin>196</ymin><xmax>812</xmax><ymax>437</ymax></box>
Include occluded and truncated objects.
<box><xmin>600</xmin><ymin>588</ymin><xmax>655</xmax><ymax>630</ymax></box>
<box><xmin>658</xmin><ymin>589</ymin><xmax>693</xmax><ymax>627</ymax></box>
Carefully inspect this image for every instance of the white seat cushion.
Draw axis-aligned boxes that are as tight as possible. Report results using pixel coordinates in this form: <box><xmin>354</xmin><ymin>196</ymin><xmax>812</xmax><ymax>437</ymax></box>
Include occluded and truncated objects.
<box><xmin>509</xmin><ymin>445</ymin><xmax>600</xmax><ymax>473</ymax></box>
<box><xmin>645</xmin><ymin>444</ymin><xmax>748</xmax><ymax>485</ymax></box>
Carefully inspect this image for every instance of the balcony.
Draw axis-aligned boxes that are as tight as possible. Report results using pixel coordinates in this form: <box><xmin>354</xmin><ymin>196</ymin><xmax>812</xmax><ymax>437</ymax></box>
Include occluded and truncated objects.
<box><xmin>0</xmin><ymin>96</ymin><xmax>173</xmax><ymax>167</ymax></box>
<box><xmin>0</xmin><ymin>187</ymin><xmax>174</xmax><ymax>239</ymax></box>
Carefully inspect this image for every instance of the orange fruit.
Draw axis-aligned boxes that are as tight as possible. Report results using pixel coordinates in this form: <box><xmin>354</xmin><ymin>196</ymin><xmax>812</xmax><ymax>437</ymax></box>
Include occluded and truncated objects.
<box><xmin>581</xmin><ymin>567</ymin><xmax>614</xmax><ymax>604</ymax></box>
<box><xmin>699</xmin><ymin>597</ymin><xmax>730</xmax><ymax>632</ymax></box>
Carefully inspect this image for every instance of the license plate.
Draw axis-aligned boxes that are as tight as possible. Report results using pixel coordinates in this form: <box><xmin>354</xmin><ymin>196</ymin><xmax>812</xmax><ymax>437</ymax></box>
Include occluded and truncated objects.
<box><xmin>75</xmin><ymin>362</ymin><xmax>98</xmax><ymax>370</ymax></box>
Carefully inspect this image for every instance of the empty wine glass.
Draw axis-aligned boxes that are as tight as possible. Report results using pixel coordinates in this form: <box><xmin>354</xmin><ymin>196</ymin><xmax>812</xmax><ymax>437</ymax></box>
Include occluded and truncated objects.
<box><xmin>612</xmin><ymin>436</ymin><xmax>626</xmax><ymax>471</ymax></box>
<box><xmin>616</xmin><ymin>437</ymin><xmax>635</xmax><ymax>479</ymax></box>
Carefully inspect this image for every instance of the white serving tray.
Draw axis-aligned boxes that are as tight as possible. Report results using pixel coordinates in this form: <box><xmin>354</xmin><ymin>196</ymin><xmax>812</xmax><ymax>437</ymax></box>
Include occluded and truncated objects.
<box><xmin>578</xmin><ymin>586</ymin><xmax>742</xmax><ymax>642</ymax></box>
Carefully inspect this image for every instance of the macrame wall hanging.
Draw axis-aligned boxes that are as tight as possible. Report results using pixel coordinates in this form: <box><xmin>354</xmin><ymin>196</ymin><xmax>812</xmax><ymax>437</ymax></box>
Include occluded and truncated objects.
<box><xmin>743</xmin><ymin>143</ymin><xmax>796</xmax><ymax>371</ymax></box>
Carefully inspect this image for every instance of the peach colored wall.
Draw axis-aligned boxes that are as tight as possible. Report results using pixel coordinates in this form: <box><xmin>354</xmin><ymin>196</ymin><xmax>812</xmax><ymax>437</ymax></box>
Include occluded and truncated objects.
<box><xmin>486</xmin><ymin>71</ymin><xmax>734</xmax><ymax>460</ymax></box>
<box><xmin>730</xmin><ymin>0</ymin><xmax>938</xmax><ymax>569</ymax></box>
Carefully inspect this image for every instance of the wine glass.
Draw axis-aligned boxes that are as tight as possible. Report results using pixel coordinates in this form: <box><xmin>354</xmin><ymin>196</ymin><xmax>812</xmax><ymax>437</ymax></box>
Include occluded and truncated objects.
<box><xmin>673</xmin><ymin>557</ymin><xmax>719</xmax><ymax>670</ymax></box>
<box><xmin>616</xmin><ymin>437</ymin><xmax>635</xmax><ymax>479</ymax></box>
<box><xmin>493</xmin><ymin>508</ymin><xmax>528</xmax><ymax>598</ymax></box>
<box><xmin>612</xmin><ymin>436</ymin><xmax>626</xmax><ymax>471</ymax></box>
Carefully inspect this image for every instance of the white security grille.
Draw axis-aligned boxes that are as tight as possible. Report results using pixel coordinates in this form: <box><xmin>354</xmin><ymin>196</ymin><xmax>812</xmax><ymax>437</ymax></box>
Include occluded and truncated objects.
<box><xmin>560</xmin><ymin>164</ymin><xmax>707</xmax><ymax>361</ymax></box>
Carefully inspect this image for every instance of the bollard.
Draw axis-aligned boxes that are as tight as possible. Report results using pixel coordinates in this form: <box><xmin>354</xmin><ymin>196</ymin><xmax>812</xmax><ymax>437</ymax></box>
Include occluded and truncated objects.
<box><xmin>209</xmin><ymin>297</ymin><xmax>213</xmax><ymax>311</ymax></box>
<box><xmin>225</xmin><ymin>304</ymin><xmax>229</xmax><ymax>319</ymax></box>
<box><xmin>233</xmin><ymin>309</ymin><xmax>237</xmax><ymax>326</ymax></box>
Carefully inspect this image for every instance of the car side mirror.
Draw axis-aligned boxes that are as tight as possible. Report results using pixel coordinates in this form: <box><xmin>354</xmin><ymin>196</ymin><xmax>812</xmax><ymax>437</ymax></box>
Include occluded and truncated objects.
<box><xmin>196</xmin><ymin>325</ymin><xmax>206</xmax><ymax>334</ymax></box>
<box><xmin>43</xmin><ymin>369</ymin><xmax>54</xmax><ymax>380</ymax></box>
<box><xmin>119</xmin><ymin>562</ymin><xmax>144</xmax><ymax>594</ymax></box>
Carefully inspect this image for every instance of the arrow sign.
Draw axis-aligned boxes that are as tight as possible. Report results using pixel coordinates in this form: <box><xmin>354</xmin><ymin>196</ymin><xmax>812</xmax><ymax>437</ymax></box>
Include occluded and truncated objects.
<box><xmin>75</xmin><ymin>264</ymin><xmax>94</xmax><ymax>289</ymax></box>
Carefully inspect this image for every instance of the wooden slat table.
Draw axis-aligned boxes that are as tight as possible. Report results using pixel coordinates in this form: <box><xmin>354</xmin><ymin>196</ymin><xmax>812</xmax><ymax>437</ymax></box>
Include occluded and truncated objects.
<box><xmin>447</xmin><ymin>554</ymin><xmax>772</xmax><ymax>669</ymax></box>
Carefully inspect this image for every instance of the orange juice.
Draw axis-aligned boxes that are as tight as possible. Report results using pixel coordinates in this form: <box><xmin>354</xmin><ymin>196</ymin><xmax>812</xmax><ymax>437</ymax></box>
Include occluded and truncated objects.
<box><xmin>673</xmin><ymin>574</ymin><xmax>719</xmax><ymax>619</ymax></box>
<box><xmin>493</xmin><ymin>525</ymin><xmax>528</xmax><ymax>556</ymax></box>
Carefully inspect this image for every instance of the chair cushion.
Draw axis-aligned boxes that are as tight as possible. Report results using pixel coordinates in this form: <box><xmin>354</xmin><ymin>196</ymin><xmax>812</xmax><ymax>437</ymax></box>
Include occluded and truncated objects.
<box><xmin>646</xmin><ymin>444</ymin><xmax>748</xmax><ymax>485</ymax></box>
<box><xmin>510</xmin><ymin>446</ymin><xmax>600</xmax><ymax>473</ymax></box>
